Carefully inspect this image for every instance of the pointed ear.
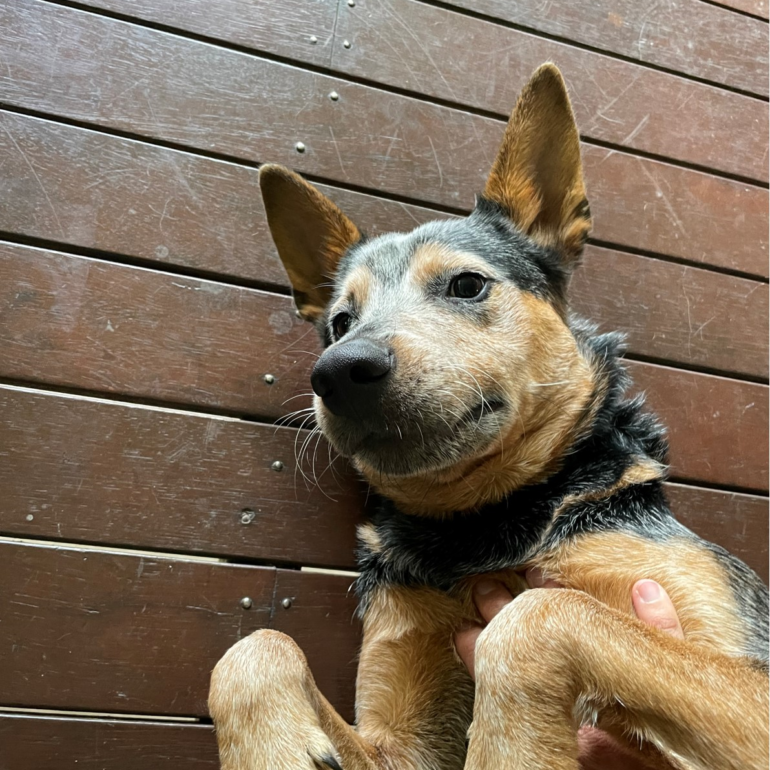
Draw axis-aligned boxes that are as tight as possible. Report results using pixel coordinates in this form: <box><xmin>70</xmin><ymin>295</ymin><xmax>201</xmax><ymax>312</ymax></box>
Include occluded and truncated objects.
<box><xmin>260</xmin><ymin>165</ymin><xmax>362</xmax><ymax>322</ymax></box>
<box><xmin>483</xmin><ymin>63</ymin><xmax>590</xmax><ymax>263</ymax></box>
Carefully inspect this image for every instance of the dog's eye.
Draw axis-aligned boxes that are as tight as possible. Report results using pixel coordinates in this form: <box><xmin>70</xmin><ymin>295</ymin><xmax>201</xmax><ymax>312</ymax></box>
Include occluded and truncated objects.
<box><xmin>448</xmin><ymin>273</ymin><xmax>487</xmax><ymax>300</ymax></box>
<box><xmin>332</xmin><ymin>312</ymin><xmax>352</xmax><ymax>340</ymax></box>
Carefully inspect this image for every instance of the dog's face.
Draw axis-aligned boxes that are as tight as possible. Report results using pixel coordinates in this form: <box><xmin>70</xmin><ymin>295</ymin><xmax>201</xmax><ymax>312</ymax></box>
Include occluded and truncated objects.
<box><xmin>262</xmin><ymin>64</ymin><xmax>594</xmax><ymax>511</ymax></box>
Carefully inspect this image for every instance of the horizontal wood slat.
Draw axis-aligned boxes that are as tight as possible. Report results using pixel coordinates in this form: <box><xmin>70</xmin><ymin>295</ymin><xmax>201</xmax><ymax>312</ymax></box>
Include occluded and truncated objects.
<box><xmin>1</xmin><ymin>243</ymin><xmax>766</xmax><ymax>489</ymax></box>
<box><xmin>0</xmin><ymin>387</ymin><xmax>362</xmax><ymax>568</ymax></box>
<box><xmin>0</xmin><ymin>386</ymin><xmax>766</xmax><ymax>578</ymax></box>
<box><xmin>714</xmin><ymin>0</ymin><xmax>768</xmax><ymax>18</ymax></box>
<box><xmin>0</xmin><ymin>714</ymin><xmax>219</xmax><ymax>770</ymax></box>
<box><xmin>441</xmin><ymin>0</ymin><xmax>769</xmax><ymax>95</ymax></box>
<box><xmin>1</xmin><ymin>2</ymin><xmax>767</xmax><ymax>279</ymax></box>
<box><xmin>0</xmin><ymin>542</ymin><xmax>359</xmax><ymax>719</ymax></box>
<box><xmin>1</xmin><ymin>118</ymin><xmax>767</xmax><ymax>378</ymax></box>
<box><xmin>333</xmin><ymin>0</ymin><xmax>768</xmax><ymax>178</ymax></box>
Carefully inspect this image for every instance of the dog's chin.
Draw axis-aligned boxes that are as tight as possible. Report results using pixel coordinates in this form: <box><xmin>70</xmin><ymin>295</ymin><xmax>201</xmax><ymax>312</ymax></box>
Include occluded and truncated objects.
<box><xmin>319</xmin><ymin>403</ymin><xmax>507</xmax><ymax>478</ymax></box>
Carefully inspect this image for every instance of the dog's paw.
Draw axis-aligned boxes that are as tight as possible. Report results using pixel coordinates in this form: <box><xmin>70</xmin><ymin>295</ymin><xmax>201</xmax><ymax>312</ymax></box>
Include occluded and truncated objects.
<box><xmin>311</xmin><ymin>748</ymin><xmax>343</xmax><ymax>770</ymax></box>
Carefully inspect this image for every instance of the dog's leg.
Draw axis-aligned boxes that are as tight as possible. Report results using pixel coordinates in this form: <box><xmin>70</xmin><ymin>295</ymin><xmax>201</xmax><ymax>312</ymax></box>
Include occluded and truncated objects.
<box><xmin>465</xmin><ymin>590</ymin><xmax>768</xmax><ymax>770</ymax></box>
<box><xmin>209</xmin><ymin>630</ymin><xmax>379</xmax><ymax>770</ymax></box>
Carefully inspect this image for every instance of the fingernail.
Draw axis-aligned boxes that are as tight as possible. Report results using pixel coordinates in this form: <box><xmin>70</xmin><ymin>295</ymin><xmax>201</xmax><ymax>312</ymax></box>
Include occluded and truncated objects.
<box><xmin>475</xmin><ymin>579</ymin><xmax>499</xmax><ymax>596</ymax></box>
<box><xmin>636</xmin><ymin>580</ymin><xmax>661</xmax><ymax>603</ymax></box>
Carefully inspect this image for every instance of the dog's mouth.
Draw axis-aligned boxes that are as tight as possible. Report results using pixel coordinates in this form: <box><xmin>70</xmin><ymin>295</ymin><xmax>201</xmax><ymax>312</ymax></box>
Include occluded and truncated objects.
<box><xmin>318</xmin><ymin>392</ymin><xmax>509</xmax><ymax>476</ymax></box>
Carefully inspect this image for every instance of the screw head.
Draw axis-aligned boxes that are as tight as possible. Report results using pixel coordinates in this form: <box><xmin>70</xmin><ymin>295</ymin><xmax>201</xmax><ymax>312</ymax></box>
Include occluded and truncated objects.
<box><xmin>348</xmin><ymin>0</ymin><xmax>355</xmax><ymax>6</ymax></box>
<box><xmin>263</xmin><ymin>373</ymin><xmax>275</xmax><ymax>385</ymax></box>
<box><xmin>26</xmin><ymin>514</ymin><xmax>34</xmax><ymax>522</ymax></box>
<box><xmin>240</xmin><ymin>597</ymin><xmax>253</xmax><ymax>609</ymax></box>
<box><xmin>295</xmin><ymin>142</ymin><xmax>306</xmax><ymax>153</ymax></box>
<box><xmin>343</xmin><ymin>39</ymin><xmax>351</xmax><ymax>49</ymax></box>
<box><xmin>281</xmin><ymin>597</ymin><xmax>292</xmax><ymax>609</ymax></box>
<box><xmin>329</xmin><ymin>91</ymin><xmax>339</xmax><ymax>101</ymax></box>
<box><xmin>240</xmin><ymin>509</ymin><xmax>256</xmax><ymax>525</ymax></box>
<box><xmin>271</xmin><ymin>460</ymin><xmax>285</xmax><ymax>472</ymax></box>
<box><xmin>309</xmin><ymin>35</ymin><xmax>318</xmax><ymax>44</ymax></box>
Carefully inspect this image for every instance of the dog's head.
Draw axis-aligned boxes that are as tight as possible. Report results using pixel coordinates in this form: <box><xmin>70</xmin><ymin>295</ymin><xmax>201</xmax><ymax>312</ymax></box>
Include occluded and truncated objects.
<box><xmin>262</xmin><ymin>64</ymin><xmax>597</xmax><ymax>514</ymax></box>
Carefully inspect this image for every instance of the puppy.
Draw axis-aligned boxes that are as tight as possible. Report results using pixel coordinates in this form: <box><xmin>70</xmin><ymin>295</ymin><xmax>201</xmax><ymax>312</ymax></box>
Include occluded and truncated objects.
<box><xmin>209</xmin><ymin>64</ymin><xmax>769</xmax><ymax>770</ymax></box>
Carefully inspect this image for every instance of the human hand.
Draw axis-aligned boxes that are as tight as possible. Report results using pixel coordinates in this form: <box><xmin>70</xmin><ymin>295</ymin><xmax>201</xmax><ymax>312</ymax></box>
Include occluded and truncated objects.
<box><xmin>454</xmin><ymin>574</ymin><xmax>684</xmax><ymax>769</ymax></box>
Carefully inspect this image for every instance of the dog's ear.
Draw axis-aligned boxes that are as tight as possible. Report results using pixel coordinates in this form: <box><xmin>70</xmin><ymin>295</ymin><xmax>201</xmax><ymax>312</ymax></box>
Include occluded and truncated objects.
<box><xmin>483</xmin><ymin>63</ymin><xmax>590</xmax><ymax>263</ymax></box>
<box><xmin>260</xmin><ymin>165</ymin><xmax>362</xmax><ymax>322</ymax></box>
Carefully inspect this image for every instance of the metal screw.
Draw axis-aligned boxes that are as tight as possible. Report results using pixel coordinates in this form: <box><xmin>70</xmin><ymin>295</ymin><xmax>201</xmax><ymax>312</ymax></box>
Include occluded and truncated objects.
<box><xmin>26</xmin><ymin>514</ymin><xmax>34</xmax><ymax>522</ymax></box>
<box><xmin>343</xmin><ymin>39</ymin><xmax>351</xmax><ymax>49</ymax></box>
<box><xmin>240</xmin><ymin>509</ymin><xmax>256</xmax><ymax>525</ymax></box>
<box><xmin>271</xmin><ymin>460</ymin><xmax>285</xmax><ymax>472</ymax></box>
<box><xmin>329</xmin><ymin>91</ymin><xmax>339</xmax><ymax>101</ymax></box>
<box><xmin>263</xmin><ymin>373</ymin><xmax>275</xmax><ymax>385</ymax></box>
<box><xmin>309</xmin><ymin>35</ymin><xmax>318</xmax><ymax>44</ymax></box>
<box><xmin>348</xmin><ymin>0</ymin><xmax>355</xmax><ymax>6</ymax></box>
<box><xmin>240</xmin><ymin>597</ymin><xmax>253</xmax><ymax>609</ymax></box>
<box><xmin>295</xmin><ymin>142</ymin><xmax>306</xmax><ymax>153</ymax></box>
<box><xmin>281</xmin><ymin>597</ymin><xmax>292</xmax><ymax>609</ymax></box>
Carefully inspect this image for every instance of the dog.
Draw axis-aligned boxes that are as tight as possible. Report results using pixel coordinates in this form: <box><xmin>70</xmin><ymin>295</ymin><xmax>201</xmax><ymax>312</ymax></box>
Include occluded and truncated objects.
<box><xmin>208</xmin><ymin>64</ymin><xmax>769</xmax><ymax>770</ymax></box>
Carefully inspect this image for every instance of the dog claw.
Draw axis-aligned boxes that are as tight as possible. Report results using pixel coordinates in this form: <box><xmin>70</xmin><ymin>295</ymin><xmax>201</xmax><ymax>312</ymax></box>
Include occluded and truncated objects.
<box><xmin>311</xmin><ymin>752</ymin><xmax>343</xmax><ymax>770</ymax></box>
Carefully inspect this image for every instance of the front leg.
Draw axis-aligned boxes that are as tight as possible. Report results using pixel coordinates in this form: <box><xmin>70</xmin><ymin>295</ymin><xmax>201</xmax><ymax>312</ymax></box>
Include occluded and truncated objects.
<box><xmin>209</xmin><ymin>630</ymin><xmax>379</xmax><ymax>770</ymax></box>
<box><xmin>465</xmin><ymin>590</ymin><xmax>769</xmax><ymax>770</ymax></box>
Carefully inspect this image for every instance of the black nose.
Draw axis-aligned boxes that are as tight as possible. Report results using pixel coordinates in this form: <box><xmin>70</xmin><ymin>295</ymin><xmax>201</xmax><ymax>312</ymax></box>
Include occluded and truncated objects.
<box><xmin>311</xmin><ymin>338</ymin><xmax>392</xmax><ymax>418</ymax></box>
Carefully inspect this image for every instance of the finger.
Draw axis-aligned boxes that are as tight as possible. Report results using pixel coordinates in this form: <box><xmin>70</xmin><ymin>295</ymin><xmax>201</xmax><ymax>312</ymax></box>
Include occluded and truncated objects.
<box><xmin>632</xmin><ymin>579</ymin><xmax>684</xmax><ymax>639</ymax></box>
<box><xmin>473</xmin><ymin>580</ymin><xmax>515</xmax><ymax>624</ymax></box>
<box><xmin>453</xmin><ymin>625</ymin><xmax>483</xmax><ymax>680</ymax></box>
<box><xmin>525</xmin><ymin>567</ymin><xmax>563</xmax><ymax>589</ymax></box>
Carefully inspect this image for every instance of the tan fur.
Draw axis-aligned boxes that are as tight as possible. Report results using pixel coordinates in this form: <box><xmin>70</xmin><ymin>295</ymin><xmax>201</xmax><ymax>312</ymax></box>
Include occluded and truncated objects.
<box><xmin>484</xmin><ymin>64</ymin><xmax>590</xmax><ymax>265</ymax></box>
<box><xmin>529</xmin><ymin>531</ymin><xmax>748</xmax><ymax>658</ymax></box>
<box><xmin>359</xmin><ymin>291</ymin><xmax>596</xmax><ymax>515</ymax></box>
<box><xmin>260</xmin><ymin>165</ymin><xmax>360</xmax><ymax>322</ymax></box>
<box><xmin>465</xmin><ymin>590</ymin><xmax>768</xmax><ymax>770</ymax></box>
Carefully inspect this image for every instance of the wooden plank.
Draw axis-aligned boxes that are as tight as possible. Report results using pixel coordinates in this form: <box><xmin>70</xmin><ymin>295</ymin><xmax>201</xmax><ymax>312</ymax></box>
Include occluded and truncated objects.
<box><xmin>0</xmin><ymin>714</ymin><xmax>218</xmax><ymax>770</ymax></box>
<box><xmin>0</xmin><ymin>243</ymin><xmax>765</xmax><ymax>489</ymax></box>
<box><xmin>629</xmin><ymin>362</ymin><xmax>768</xmax><ymax>491</ymax></box>
<box><xmin>573</xmin><ymin>245</ymin><xmax>768</xmax><ymax>380</ymax></box>
<box><xmin>439</xmin><ymin>0</ymin><xmax>769</xmax><ymax>95</ymax></box>
<box><xmin>0</xmin><ymin>386</ymin><xmax>363</xmax><ymax>569</ymax></box>
<box><xmin>1</xmin><ymin>117</ymin><xmax>765</xmax><ymax>378</ymax></box>
<box><xmin>0</xmin><ymin>541</ymin><xmax>359</xmax><ymax>716</ymax></box>
<box><xmin>666</xmin><ymin>484</ymin><xmax>768</xmax><ymax>583</ymax></box>
<box><xmin>1</xmin><ymin>2</ymin><xmax>766</xmax><ymax>277</ymax></box>
<box><xmin>1</xmin><ymin>388</ymin><xmax>766</xmax><ymax>576</ymax></box>
<box><xmin>712</xmin><ymin>0</ymin><xmax>768</xmax><ymax>18</ymax></box>
<box><xmin>333</xmin><ymin>0</ymin><xmax>768</xmax><ymax>178</ymax></box>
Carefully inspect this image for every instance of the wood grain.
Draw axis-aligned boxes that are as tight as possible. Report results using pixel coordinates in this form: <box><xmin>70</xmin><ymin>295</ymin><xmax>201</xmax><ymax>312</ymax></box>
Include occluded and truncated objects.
<box><xmin>334</xmin><ymin>0</ymin><xmax>768</xmax><ymax>177</ymax></box>
<box><xmin>0</xmin><ymin>387</ymin><xmax>766</xmax><ymax>577</ymax></box>
<box><xmin>439</xmin><ymin>0</ymin><xmax>769</xmax><ymax>95</ymax></box>
<box><xmin>573</xmin><ymin>245</ymin><xmax>768</xmax><ymax>380</ymax></box>
<box><xmin>0</xmin><ymin>542</ymin><xmax>359</xmax><ymax>717</ymax></box>
<box><xmin>1</xmin><ymin>243</ymin><xmax>766</xmax><ymax>489</ymax></box>
<box><xmin>712</xmin><ymin>0</ymin><xmax>768</xmax><ymax>18</ymax></box>
<box><xmin>629</xmin><ymin>362</ymin><xmax>768</xmax><ymax>491</ymax></box>
<box><xmin>0</xmin><ymin>386</ymin><xmax>363</xmax><ymax>569</ymax></box>
<box><xmin>0</xmin><ymin>2</ymin><xmax>766</xmax><ymax>278</ymax></box>
<box><xmin>666</xmin><ymin>483</ymin><xmax>768</xmax><ymax>583</ymax></box>
<box><xmin>0</xmin><ymin>714</ymin><xmax>219</xmax><ymax>770</ymax></box>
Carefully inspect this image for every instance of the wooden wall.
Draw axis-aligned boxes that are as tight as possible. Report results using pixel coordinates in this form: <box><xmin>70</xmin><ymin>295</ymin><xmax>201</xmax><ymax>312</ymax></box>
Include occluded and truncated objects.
<box><xmin>0</xmin><ymin>0</ymin><xmax>767</xmax><ymax>766</ymax></box>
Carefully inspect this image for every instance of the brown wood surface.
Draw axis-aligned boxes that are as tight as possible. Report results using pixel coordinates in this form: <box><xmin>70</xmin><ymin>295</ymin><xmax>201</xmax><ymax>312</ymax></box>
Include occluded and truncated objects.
<box><xmin>1</xmin><ymin>1</ymin><xmax>767</xmax><ymax>279</ymax></box>
<box><xmin>666</xmin><ymin>483</ymin><xmax>768</xmax><ymax>583</ymax></box>
<box><xmin>573</xmin><ymin>245</ymin><xmax>768</xmax><ymax>380</ymax></box>
<box><xmin>0</xmin><ymin>386</ymin><xmax>766</xmax><ymax>577</ymax></box>
<box><xmin>333</xmin><ymin>0</ymin><xmax>768</xmax><ymax>178</ymax></box>
<box><xmin>630</xmin><ymin>363</ymin><xmax>768</xmax><ymax>491</ymax></box>
<box><xmin>713</xmin><ymin>0</ymin><xmax>768</xmax><ymax>18</ymax></box>
<box><xmin>440</xmin><ymin>0</ymin><xmax>769</xmax><ymax>95</ymax></box>
<box><xmin>0</xmin><ymin>386</ymin><xmax>363</xmax><ymax>569</ymax></box>
<box><xmin>1</xmin><ymin>243</ymin><xmax>766</xmax><ymax>489</ymax></box>
<box><xmin>0</xmin><ymin>714</ymin><xmax>219</xmax><ymax>770</ymax></box>
<box><xmin>0</xmin><ymin>542</ymin><xmax>359</xmax><ymax>718</ymax></box>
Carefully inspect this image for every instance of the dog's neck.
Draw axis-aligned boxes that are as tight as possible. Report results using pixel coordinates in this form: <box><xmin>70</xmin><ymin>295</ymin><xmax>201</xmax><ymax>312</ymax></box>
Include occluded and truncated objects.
<box><xmin>356</xmin><ymin>321</ymin><xmax>598</xmax><ymax>517</ymax></box>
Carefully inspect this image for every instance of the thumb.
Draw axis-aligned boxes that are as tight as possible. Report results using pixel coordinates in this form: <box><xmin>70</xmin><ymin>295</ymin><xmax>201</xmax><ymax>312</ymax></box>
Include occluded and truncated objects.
<box><xmin>632</xmin><ymin>580</ymin><xmax>684</xmax><ymax>639</ymax></box>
